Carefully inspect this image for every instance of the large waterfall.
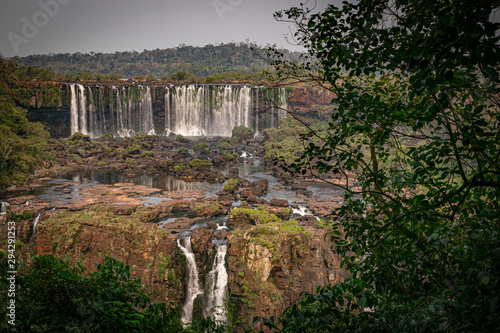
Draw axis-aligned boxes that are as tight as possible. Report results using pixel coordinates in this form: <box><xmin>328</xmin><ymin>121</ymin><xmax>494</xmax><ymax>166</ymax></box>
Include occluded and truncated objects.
<box><xmin>68</xmin><ymin>84</ymin><xmax>287</xmax><ymax>138</ymax></box>
<box><xmin>165</xmin><ymin>85</ymin><xmax>253</xmax><ymax>136</ymax></box>
<box><xmin>70</xmin><ymin>84</ymin><xmax>155</xmax><ymax>138</ymax></box>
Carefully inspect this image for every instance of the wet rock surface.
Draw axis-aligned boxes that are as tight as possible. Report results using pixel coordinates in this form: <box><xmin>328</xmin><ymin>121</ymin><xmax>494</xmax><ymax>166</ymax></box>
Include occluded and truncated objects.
<box><xmin>0</xmin><ymin>133</ymin><xmax>350</xmax><ymax>331</ymax></box>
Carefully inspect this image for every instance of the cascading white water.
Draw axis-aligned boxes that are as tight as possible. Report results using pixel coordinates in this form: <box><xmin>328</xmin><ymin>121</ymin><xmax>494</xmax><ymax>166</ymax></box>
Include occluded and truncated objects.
<box><xmin>70</xmin><ymin>84</ymin><xmax>79</xmax><ymax>134</ymax></box>
<box><xmin>0</xmin><ymin>201</ymin><xmax>8</xmax><ymax>215</ymax></box>
<box><xmin>177</xmin><ymin>237</ymin><xmax>203</xmax><ymax>324</ymax></box>
<box><xmin>32</xmin><ymin>213</ymin><xmax>41</xmax><ymax>234</ymax></box>
<box><xmin>292</xmin><ymin>206</ymin><xmax>320</xmax><ymax>221</ymax></box>
<box><xmin>166</xmin><ymin>85</ymin><xmax>254</xmax><ymax>137</ymax></box>
<box><xmin>203</xmin><ymin>244</ymin><xmax>229</xmax><ymax>323</ymax></box>
<box><xmin>78</xmin><ymin>84</ymin><xmax>88</xmax><ymax>135</ymax></box>
<box><xmin>69</xmin><ymin>85</ymin><xmax>155</xmax><ymax>138</ymax></box>
<box><xmin>68</xmin><ymin>84</ymin><xmax>287</xmax><ymax>138</ymax></box>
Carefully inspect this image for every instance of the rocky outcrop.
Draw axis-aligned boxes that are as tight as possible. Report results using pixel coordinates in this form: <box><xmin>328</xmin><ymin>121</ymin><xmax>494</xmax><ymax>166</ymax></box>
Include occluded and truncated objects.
<box><xmin>287</xmin><ymin>85</ymin><xmax>335</xmax><ymax>119</ymax></box>
<box><xmin>227</xmin><ymin>224</ymin><xmax>348</xmax><ymax>332</ymax></box>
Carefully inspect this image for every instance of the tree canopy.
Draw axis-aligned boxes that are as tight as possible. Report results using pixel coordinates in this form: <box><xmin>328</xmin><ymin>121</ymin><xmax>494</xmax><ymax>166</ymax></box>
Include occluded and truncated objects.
<box><xmin>0</xmin><ymin>56</ymin><xmax>49</xmax><ymax>189</ymax></box>
<box><xmin>259</xmin><ymin>0</ymin><xmax>500</xmax><ymax>331</ymax></box>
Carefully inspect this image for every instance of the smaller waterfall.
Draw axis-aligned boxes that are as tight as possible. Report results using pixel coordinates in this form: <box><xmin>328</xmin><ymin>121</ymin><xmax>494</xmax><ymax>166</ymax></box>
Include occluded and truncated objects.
<box><xmin>292</xmin><ymin>206</ymin><xmax>320</xmax><ymax>220</ymax></box>
<box><xmin>177</xmin><ymin>237</ymin><xmax>203</xmax><ymax>324</ymax></box>
<box><xmin>0</xmin><ymin>201</ymin><xmax>8</xmax><ymax>215</ymax></box>
<box><xmin>32</xmin><ymin>214</ymin><xmax>41</xmax><ymax>234</ymax></box>
<box><xmin>203</xmin><ymin>244</ymin><xmax>229</xmax><ymax>323</ymax></box>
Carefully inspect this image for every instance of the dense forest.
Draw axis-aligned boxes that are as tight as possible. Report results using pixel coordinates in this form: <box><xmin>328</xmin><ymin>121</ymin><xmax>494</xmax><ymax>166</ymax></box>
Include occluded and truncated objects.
<box><xmin>10</xmin><ymin>42</ymin><xmax>299</xmax><ymax>80</ymax></box>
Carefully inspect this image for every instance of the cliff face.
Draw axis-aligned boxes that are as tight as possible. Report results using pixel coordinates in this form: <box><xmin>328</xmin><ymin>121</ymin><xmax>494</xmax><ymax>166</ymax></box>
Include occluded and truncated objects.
<box><xmin>287</xmin><ymin>85</ymin><xmax>335</xmax><ymax>120</ymax></box>
<box><xmin>0</xmin><ymin>180</ymin><xmax>347</xmax><ymax>331</ymax></box>
<box><xmin>11</xmin><ymin>82</ymin><xmax>334</xmax><ymax>137</ymax></box>
<box><xmin>227</xmin><ymin>227</ymin><xmax>347</xmax><ymax>331</ymax></box>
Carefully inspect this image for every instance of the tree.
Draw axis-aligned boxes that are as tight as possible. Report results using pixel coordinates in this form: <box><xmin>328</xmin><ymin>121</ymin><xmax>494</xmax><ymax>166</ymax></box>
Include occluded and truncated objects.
<box><xmin>258</xmin><ymin>0</ymin><xmax>500</xmax><ymax>331</ymax></box>
<box><xmin>0</xmin><ymin>56</ymin><xmax>50</xmax><ymax>189</ymax></box>
<box><xmin>0</xmin><ymin>254</ymin><xmax>226</xmax><ymax>332</ymax></box>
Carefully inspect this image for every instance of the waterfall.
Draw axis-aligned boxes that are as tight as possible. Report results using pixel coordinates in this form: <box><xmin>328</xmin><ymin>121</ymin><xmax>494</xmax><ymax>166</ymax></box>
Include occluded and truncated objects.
<box><xmin>0</xmin><ymin>201</ymin><xmax>8</xmax><ymax>215</ymax></box>
<box><xmin>69</xmin><ymin>85</ymin><xmax>155</xmax><ymax>138</ymax></box>
<box><xmin>67</xmin><ymin>83</ymin><xmax>287</xmax><ymax>138</ymax></box>
<box><xmin>292</xmin><ymin>206</ymin><xmax>320</xmax><ymax>220</ymax></box>
<box><xmin>78</xmin><ymin>84</ymin><xmax>88</xmax><ymax>135</ymax></box>
<box><xmin>203</xmin><ymin>244</ymin><xmax>229</xmax><ymax>323</ymax></box>
<box><xmin>32</xmin><ymin>213</ymin><xmax>41</xmax><ymax>234</ymax></box>
<box><xmin>177</xmin><ymin>237</ymin><xmax>203</xmax><ymax>324</ymax></box>
<box><xmin>165</xmin><ymin>85</ymin><xmax>255</xmax><ymax>137</ymax></box>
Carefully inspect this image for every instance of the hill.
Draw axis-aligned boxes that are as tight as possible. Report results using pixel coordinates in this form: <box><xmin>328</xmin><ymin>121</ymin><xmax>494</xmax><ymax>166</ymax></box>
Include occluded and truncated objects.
<box><xmin>10</xmin><ymin>42</ymin><xmax>300</xmax><ymax>79</ymax></box>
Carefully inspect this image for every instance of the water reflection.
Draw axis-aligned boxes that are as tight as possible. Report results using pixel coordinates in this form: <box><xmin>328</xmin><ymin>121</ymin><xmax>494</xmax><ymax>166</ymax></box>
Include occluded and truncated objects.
<box><xmin>71</xmin><ymin>171</ymin><xmax>224</xmax><ymax>195</ymax></box>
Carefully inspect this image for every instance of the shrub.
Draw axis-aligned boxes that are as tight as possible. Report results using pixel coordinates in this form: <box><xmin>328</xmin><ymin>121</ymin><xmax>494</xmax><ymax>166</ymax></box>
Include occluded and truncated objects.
<box><xmin>189</xmin><ymin>159</ymin><xmax>212</xmax><ymax>167</ymax></box>
<box><xmin>222</xmin><ymin>150</ymin><xmax>239</xmax><ymax>161</ymax></box>
<box><xmin>193</xmin><ymin>142</ymin><xmax>210</xmax><ymax>152</ymax></box>
<box><xmin>231</xmin><ymin>125</ymin><xmax>255</xmax><ymax>141</ymax></box>
<box><xmin>141</xmin><ymin>151</ymin><xmax>154</xmax><ymax>158</ymax></box>
<box><xmin>224</xmin><ymin>178</ymin><xmax>239</xmax><ymax>191</ymax></box>
<box><xmin>126</xmin><ymin>144</ymin><xmax>141</xmax><ymax>154</ymax></box>
<box><xmin>218</xmin><ymin>141</ymin><xmax>232</xmax><ymax>150</ymax></box>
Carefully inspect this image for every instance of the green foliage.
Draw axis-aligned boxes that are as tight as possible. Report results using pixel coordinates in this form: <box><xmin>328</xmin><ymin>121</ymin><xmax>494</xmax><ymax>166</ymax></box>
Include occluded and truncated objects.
<box><xmin>171</xmin><ymin>71</ymin><xmax>202</xmax><ymax>82</ymax></box>
<box><xmin>0</xmin><ymin>253</ymin><xmax>228</xmax><ymax>332</ymax></box>
<box><xmin>193</xmin><ymin>142</ymin><xmax>210</xmax><ymax>152</ymax></box>
<box><xmin>231</xmin><ymin>125</ymin><xmax>255</xmax><ymax>141</ymax></box>
<box><xmin>126</xmin><ymin>144</ymin><xmax>141</xmax><ymax>154</ymax></box>
<box><xmin>68</xmin><ymin>132</ymin><xmax>91</xmax><ymax>144</ymax></box>
<box><xmin>189</xmin><ymin>159</ymin><xmax>212</xmax><ymax>167</ymax></box>
<box><xmin>218</xmin><ymin>141</ymin><xmax>232</xmax><ymax>150</ymax></box>
<box><xmin>0</xmin><ymin>84</ymin><xmax>49</xmax><ymax>188</ymax></box>
<box><xmin>174</xmin><ymin>163</ymin><xmax>183</xmax><ymax>171</ymax></box>
<box><xmin>11</xmin><ymin>43</ymin><xmax>300</xmax><ymax>79</ymax></box>
<box><xmin>261</xmin><ymin>0</ymin><xmax>500</xmax><ymax>331</ymax></box>
<box><xmin>140</xmin><ymin>151</ymin><xmax>154</xmax><ymax>158</ymax></box>
<box><xmin>223</xmin><ymin>178</ymin><xmax>239</xmax><ymax>191</ymax></box>
<box><xmin>195</xmin><ymin>203</ymin><xmax>221</xmax><ymax>215</ymax></box>
<box><xmin>222</xmin><ymin>151</ymin><xmax>239</xmax><ymax>161</ymax></box>
<box><xmin>0</xmin><ymin>254</ymin><xmax>180</xmax><ymax>332</ymax></box>
<box><xmin>229</xmin><ymin>207</ymin><xmax>281</xmax><ymax>225</ymax></box>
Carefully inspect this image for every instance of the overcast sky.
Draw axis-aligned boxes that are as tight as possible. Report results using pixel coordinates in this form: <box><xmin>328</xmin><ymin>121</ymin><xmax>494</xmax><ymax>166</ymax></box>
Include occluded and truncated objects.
<box><xmin>0</xmin><ymin>0</ymin><xmax>341</xmax><ymax>58</ymax></box>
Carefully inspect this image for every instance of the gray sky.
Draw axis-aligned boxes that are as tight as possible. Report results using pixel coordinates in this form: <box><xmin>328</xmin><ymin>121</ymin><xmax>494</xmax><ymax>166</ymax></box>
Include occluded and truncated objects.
<box><xmin>0</xmin><ymin>0</ymin><xmax>340</xmax><ymax>58</ymax></box>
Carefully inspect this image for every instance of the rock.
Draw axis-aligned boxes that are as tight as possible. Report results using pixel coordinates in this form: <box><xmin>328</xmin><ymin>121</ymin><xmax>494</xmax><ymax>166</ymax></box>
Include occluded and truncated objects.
<box><xmin>247</xmin><ymin>179</ymin><xmax>269</xmax><ymax>197</ymax></box>
<box><xmin>291</xmin><ymin>182</ymin><xmax>307</xmax><ymax>190</ymax></box>
<box><xmin>227</xmin><ymin>167</ymin><xmax>239</xmax><ymax>178</ymax></box>
<box><xmin>8</xmin><ymin>195</ymin><xmax>36</xmax><ymax>205</ymax></box>
<box><xmin>113</xmin><ymin>204</ymin><xmax>138</xmax><ymax>215</ymax></box>
<box><xmin>297</xmin><ymin>215</ymin><xmax>319</xmax><ymax>226</ymax></box>
<box><xmin>270</xmin><ymin>198</ymin><xmax>288</xmax><ymax>207</ymax></box>
<box><xmin>213</xmin><ymin>229</ymin><xmax>228</xmax><ymax>240</ymax></box>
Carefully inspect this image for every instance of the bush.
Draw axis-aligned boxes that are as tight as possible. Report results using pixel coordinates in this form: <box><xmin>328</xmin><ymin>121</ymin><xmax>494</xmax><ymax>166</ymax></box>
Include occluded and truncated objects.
<box><xmin>100</xmin><ymin>132</ymin><xmax>114</xmax><ymax>140</ymax></box>
<box><xmin>222</xmin><ymin>150</ymin><xmax>239</xmax><ymax>161</ymax></box>
<box><xmin>0</xmin><ymin>254</ymin><xmax>188</xmax><ymax>332</ymax></box>
<box><xmin>224</xmin><ymin>178</ymin><xmax>239</xmax><ymax>191</ymax></box>
<box><xmin>141</xmin><ymin>151</ymin><xmax>154</xmax><ymax>158</ymax></box>
<box><xmin>126</xmin><ymin>144</ymin><xmax>141</xmax><ymax>155</ymax></box>
<box><xmin>218</xmin><ymin>141</ymin><xmax>233</xmax><ymax>150</ymax></box>
<box><xmin>193</xmin><ymin>142</ymin><xmax>210</xmax><ymax>152</ymax></box>
<box><xmin>67</xmin><ymin>132</ymin><xmax>91</xmax><ymax>144</ymax></box>
<box><xmin>231</xmin><ymin>125</ymin><xmax>255</xmax><ymax>141</ymax></box>
<box><xmin>189</xmin><ymin>159</ymin><xmax>212</xmax><ymax>167</ymax></box>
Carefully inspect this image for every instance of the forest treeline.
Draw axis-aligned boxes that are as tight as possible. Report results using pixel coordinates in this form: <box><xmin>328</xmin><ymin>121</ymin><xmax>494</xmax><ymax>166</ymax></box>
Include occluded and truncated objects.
<box><xmin>10</xmin><ymin>42</ymin><xmax>299</xmax><ymax>81</ymax></box>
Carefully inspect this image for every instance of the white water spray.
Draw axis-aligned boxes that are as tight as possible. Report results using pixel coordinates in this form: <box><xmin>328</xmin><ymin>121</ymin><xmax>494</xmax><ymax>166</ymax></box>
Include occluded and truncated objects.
<box><xmin>177</xmin><ymin>237</ymin><xmax>203</xmax><ymax>324</ymax></box>
<box><xmin>203</xmin><ymin>244</ymin><xmax>229</xmax><ymax>323</ymax></box>
<box><xmin>32</xmin><ymin>213</ymin><xmax>41</xmax><ymax>234</ymax></box>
